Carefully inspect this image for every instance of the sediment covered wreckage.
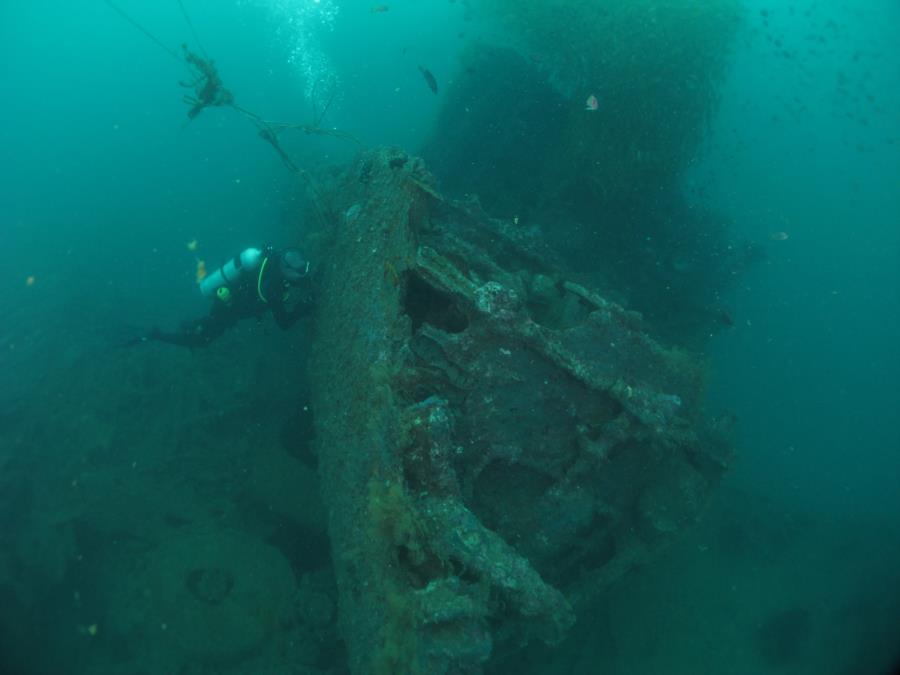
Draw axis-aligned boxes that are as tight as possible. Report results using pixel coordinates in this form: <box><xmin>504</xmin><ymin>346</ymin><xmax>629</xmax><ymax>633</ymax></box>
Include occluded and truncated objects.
<box><xmin>311</xmin><ymin>148</ymin><xmax>731</xmax><ymax>674</ymax></box>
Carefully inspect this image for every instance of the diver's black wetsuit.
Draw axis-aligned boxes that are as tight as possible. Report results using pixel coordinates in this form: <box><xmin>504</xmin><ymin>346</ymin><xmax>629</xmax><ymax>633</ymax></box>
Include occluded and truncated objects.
<box><xmin>150</xmin><ymin>253</ymin><xmax>311</xmax><ymax>348</ymax></box>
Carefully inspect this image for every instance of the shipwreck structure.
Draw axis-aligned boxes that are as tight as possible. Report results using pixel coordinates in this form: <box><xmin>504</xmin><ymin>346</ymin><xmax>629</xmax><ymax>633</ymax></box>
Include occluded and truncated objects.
<box><xmin>311</xmin><ymin>148</ymin><xmax>731</xmax><ymax>674</ymax></box>
<box><xmin>0</xmin><ymin>3</ymin><xmax>750</xmax><ymax>673</ymax></box>
<box><xmin>0</xmin><ymin>148</ymin><xmax>733</xmax><ymax>675</ymax></box>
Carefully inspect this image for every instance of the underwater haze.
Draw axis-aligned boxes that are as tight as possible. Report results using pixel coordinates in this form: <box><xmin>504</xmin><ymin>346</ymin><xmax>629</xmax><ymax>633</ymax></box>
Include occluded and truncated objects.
<box><xmin>1</xmin><ymin>1</ymin><xmax>898</xmax><ymax>674</ymax></box>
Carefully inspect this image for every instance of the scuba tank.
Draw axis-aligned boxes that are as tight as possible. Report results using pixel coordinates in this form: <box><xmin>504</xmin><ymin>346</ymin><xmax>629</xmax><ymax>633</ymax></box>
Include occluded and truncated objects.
<box><xmin>199</xmin><ymin>247</ymin><xmax>263</xmax><ymax>297</ymax></box>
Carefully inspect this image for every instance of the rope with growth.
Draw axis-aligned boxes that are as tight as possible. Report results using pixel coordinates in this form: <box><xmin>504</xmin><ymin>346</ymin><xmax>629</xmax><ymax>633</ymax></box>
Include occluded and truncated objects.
<box><xmin>101</xmin><ymin>0</ymin><xmax>358</xmax><ymax>228</ymax></box>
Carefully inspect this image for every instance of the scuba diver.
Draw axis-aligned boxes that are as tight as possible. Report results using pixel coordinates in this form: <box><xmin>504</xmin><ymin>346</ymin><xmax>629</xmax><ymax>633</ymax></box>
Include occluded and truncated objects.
<box><xmin>140</xmin><ymin>246</ymin><xmax>312</xmax><ymax>348</ymax></box>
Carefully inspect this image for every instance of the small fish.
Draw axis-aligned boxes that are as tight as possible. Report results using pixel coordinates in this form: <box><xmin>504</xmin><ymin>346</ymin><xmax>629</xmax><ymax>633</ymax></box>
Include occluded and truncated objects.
<box><xmin>770</xmin><ymin>231</ymin><xmax>790</xmax><ymax>241</ymax></box>
<box><xmin>186</xmin><ymin>238</ymin><xmax>199</xmax><ymax>251</ymax></box>
<box><xmin>585</xmin><ymin>94</ymin><xmax>599</xmax><ymax>111</ymax></box>
<box><xmin>25</xmin><ymin>275</ymin><xmax>36</xmax><ymax>286</ymax></box>
<box><xmin>371</xmin><ymin>5</ymin><xmax>389</xmax><ymax>13</ymax></box>
<box><xmin>717</xmin><ymin>309</ymin><xmax>735</xmax><ymax>327</ymax></box>
<box><xmin>195</xmin><ymin>259</ymin><xmax>207</xmax><ymax>284</ymax></box>
<box><xmin>418</xmin><ymin>65</ymin><xmax>438</xmax><ymax>94</ymax></box>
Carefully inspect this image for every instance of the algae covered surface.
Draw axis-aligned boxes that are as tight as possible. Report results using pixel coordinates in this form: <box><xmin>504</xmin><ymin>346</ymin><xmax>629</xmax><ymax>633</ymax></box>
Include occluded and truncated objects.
<box><xmin>1</xmin><ymin>1</ymin><xmax>899</xmax><ymax>674</ymax></box>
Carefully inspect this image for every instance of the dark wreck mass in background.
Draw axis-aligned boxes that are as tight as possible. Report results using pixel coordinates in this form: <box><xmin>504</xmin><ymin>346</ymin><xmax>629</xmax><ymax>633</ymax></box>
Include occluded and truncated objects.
<box><xmin>424</xmin><ymin>0</ymin><xmax>755</xmax><ymax>345</ymax></box>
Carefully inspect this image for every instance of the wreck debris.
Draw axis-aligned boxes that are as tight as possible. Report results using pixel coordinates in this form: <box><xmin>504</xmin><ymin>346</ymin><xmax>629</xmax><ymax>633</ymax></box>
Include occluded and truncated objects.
<box><xmin>311</xmin><ymin>148</ymin><xmax>731</xmax><ymax>673</ymax></box>
<box><xmin>108</xmin><ymin>530</ymin><xmax>296</xmax><ymax>670</ymax></box>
